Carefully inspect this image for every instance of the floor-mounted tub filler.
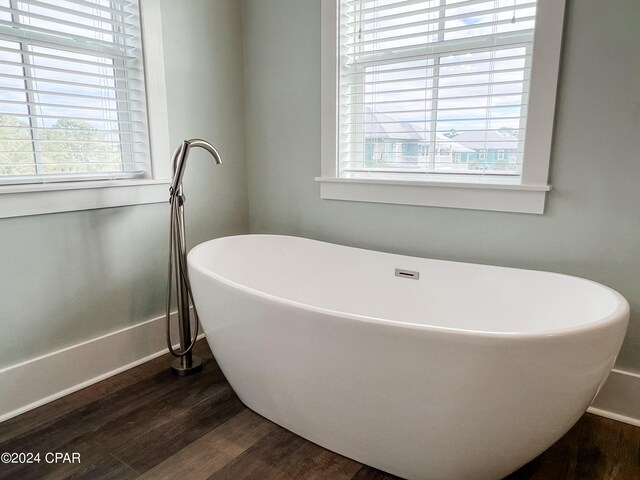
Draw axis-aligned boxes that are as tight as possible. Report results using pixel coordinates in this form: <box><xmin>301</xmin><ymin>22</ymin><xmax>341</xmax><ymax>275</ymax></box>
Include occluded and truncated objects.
<box><xmin>188</xmin><ymin>235</ymin><xmax>629</xmax><ymax>480</ymax></box>
<box><xmin>166</xmin><ymin>139</ymin><xmax>222</xmax><ymax>376</ymax></box>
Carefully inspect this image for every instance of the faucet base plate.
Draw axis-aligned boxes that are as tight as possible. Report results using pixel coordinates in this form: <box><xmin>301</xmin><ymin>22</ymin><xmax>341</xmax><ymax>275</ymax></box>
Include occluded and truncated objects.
<box><xmin>171</xmin><ymin>356</ymin><xmax>203</xmax><ymax>376</ymax></box>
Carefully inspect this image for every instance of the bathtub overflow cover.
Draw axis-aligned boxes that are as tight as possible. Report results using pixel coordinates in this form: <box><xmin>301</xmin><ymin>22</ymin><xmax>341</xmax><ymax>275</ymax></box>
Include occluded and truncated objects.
<box><xmin>395</xmin><ymin>268</ymin><xmax>420</xmax><ymax>280</ymax></box>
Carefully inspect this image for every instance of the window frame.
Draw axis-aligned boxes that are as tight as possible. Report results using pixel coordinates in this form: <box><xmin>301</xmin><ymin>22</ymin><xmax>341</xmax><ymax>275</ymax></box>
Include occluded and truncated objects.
<box><xmin>0</xmin><ymin>0</ymin><xmax>171</xmax><ymax>219</ymax></box>
<box><xmin>318</xmin><ymin>0</ymin><xmax>566</xmax><ymax>214</ymax></box>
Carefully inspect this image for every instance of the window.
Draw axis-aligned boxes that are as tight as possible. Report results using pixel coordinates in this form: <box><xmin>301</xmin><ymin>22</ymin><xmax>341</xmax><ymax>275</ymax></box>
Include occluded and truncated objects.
<box><xmin>0</xmin><ymin>0</ymin><xmax>170</xmax><ymax>218</ymax></box>
<box><xmin>319</xmin><ymin>0</ymin><xmax>566</xmax><ymax>214</ymax></box>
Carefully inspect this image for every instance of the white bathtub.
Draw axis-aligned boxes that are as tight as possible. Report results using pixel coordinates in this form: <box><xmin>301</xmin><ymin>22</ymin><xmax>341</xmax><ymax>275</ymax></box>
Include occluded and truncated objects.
<box><xmin>188</xmin><ymin>234</ymin><xmax>629</xmax><ymax>480</ymax></box>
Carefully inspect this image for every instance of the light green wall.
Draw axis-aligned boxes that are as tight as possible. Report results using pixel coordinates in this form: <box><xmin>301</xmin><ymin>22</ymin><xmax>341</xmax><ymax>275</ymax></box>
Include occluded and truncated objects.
<box><xmin>0</xmin><ymin>0</ymin><xmax>248</xmax><ymax>369</ymax></box>
<box><xmin>243</xmin><ymin>0</ymin><xmax>640</xmax><ymax>370</ymax></box>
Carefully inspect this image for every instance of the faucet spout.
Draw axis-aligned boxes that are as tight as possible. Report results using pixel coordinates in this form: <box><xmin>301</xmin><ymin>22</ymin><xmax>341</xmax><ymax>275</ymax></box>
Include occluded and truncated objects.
<box><xmin>170</xmin><ymin>139</ymin><xmax>222</xmax><ymax>194</ymax></box>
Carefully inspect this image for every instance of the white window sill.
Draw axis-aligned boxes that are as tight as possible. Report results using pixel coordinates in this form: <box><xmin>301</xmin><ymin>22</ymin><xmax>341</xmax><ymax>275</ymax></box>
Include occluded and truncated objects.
<box><xmin>0</xmin><ymin>179</ymin><xmax>171</xmax><ymax>219</ymax></box>
<box><xmin>315</xmin><ymin>177</ymin><xmax>551</xmax><ymax>214</ymax></box>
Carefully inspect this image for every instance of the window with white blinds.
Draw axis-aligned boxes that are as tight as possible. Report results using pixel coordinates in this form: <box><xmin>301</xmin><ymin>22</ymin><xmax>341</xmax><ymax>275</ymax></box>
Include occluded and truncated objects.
<box><xmin>339</xmin><ymin>0</ymin><xmax>536</xmax><ymax>181</ymax></box>
<box><xmin>320</xmin><ymin>0</ymin><xmax>564</xmax><ymax>212</ymax></box>
<box><xmin>0</xmin><ymin>0</ymin><xmax>149</xmax><ymax>185</ymax></box>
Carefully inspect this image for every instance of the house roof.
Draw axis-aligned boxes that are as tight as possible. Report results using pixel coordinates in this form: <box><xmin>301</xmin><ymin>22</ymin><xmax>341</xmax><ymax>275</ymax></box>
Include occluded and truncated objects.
<box><xmin>452</xmin><ymin>130</ymin><xmax>519</xmax><ymax>150</ymax></box>
<box><xmin>362</xmin><ymin>109</ymin><xmax>472</xmax><ymax>152</ymax></box>
<box><xmin>363</xmin><ymin>109</ymin><xmax>425</xmax><ymax>141</ymax></box>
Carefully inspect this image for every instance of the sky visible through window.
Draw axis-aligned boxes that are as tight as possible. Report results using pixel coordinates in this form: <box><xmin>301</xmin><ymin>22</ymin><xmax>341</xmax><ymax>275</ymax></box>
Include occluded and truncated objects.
<box><xmin>340</xmin><ymin>0</ymin><xmax>536</xmax><ymax>177</ymax></box>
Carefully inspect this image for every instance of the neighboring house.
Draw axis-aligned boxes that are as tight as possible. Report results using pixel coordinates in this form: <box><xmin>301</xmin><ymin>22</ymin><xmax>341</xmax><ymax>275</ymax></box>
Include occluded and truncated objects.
<box><xmin>362</xmin><ymin>111</ymin><xmax>426</xmax><ymax>169</ymax></box>
<box><xmin>449</xmin><ymin>130</ymin><xmax>520</xmax><ymax>172</ymax></box>
<box><xmin>358</xmin><ymin>110</ymin><xmax>518</xmax><ymax>173</ymax></box>
<box><xmin>360</xmin><ymin>110</ymin><xmax>472</xmax><ymax>171</ymax></box>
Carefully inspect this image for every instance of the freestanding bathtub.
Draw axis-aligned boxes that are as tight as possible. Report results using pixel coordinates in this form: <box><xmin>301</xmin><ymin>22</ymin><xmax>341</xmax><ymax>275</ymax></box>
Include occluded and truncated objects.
<box><xmin>188</xmin><ymin>234</ymin><xmax>629</xmax><ymax>480</ymax></box>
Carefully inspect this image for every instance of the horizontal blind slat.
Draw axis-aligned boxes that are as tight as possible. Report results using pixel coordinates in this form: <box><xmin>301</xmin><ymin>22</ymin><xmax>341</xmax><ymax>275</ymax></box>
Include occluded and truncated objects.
<box><xmin>339</xmin><ymin>128</ymin><xmax>524</xmax><ymax>135</ymax></box>
<box><xmin>0</xmin><ymin>58</ymin><xmax>142</xmax><ymax>82</ymax></box>
<box><xmin>21</xmin><ymin>0</ymin><xmax>136</xmax><ymax>17</ymax></box>
<box><xmin>343</xmin><ymin>78</ymin><xmax>529</xmax><ymax>96</ymax></box>
<box><xmin>0</xmin><ymin>72</ymin><xmax>143</xmax><ymax>93</ymax></box>
<box><xmin>343</xmin><ymin>52</ymin><xmax>531</xmax><ymax>78</ymax></box>
<box><xmin>344</xmin><ymin>116</ymin><xmax>527</xmax><ymax>126</ymax></box>
<box><xmin>0</xmin><ymin>23</ymin><xmax>133</xmax><ymax>57</ymax></box>
<box><xmin>343</xmin><ymin>77</ymin><xmax>526</xmax><ymax>92</ymax></box>
<box><xmin>344</xmin><ymin>0</ymin><xmax>491</xmax><ymax>20</ymax></box>
<box><xmin>344</xmin><ymin>74</ymin><xmax>527</xmax><ymax>90</ymax></box>
<box><xmin>345</xmin><ymin>30</ymin><xmax>534</xmax><ymax>61</ymax></box>
<box><xmin>0</xmin><ymin>98</ymin><xmax>146</xmax><ymax>114</ymax></box>
<box><xmin>0</xmin><ymin>125</ymin><xmax>145</xmax><ymax>134</ymax></box>
<box><xmin>0</xmin><ymin>43</ymin><xmax>140</xmax><ymax>71</ymax></box>
<box><xmin>347</xmin><ymin>17</ymin><xmax>536</xmax><ymax>50</ymax></box>
<box><xmin>0</xmin><ymin>6</ymin><xmax>136</xmax><ymax>40</ymax></box>
<box><xmin>0</xmin><ymin>156</ymin><xmax>146</xmax><ymax>160</ymax></box>
<box><xmin>345</xmin><ymin>93</ymin><xmax>528</xmax><ymax>107</ymax></box>
<box><xmin>340</xmin><ymin>104</ymin><xmax>526</xmax><ymax>116</ymax></box>
<box><xmin>340</xmin><ymin>141</ymin><xmax>523</xmax><ymax>147</ymax></box>
<box><xmin>342</xmin><ymin>169</ymin><xmax>521</xmax><ymax>176</ymax></box>
<box><xmin>1</xmin><ymin>111</ymin><xmax>146</xmax><ymax>124</ymax></box>
<box><xmin>14</xmin><ymin>0</ymin><xmax>138</xmax><ymax>28</ymax></box>
<box><xmin>0</xmin><ymin>139</ymin><xmax>144</xmax><ymax>145</ymax></box>
<box><xmin>0</xmin><ymin>85</ymin><xmax>145</xmax><ymax>103</ymax></box>
<box><xmin>347</xmin><ymin>3</ymin><xmax>536</xmax><ymax>39</ymax></box>
<box><xmin>342</xmin><ymin>165</ymin><xmax>522</xmax><ymax>169</ymax></box>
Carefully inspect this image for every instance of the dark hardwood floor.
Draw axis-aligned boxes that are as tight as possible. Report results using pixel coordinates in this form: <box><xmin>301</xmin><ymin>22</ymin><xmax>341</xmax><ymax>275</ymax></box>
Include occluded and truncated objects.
<box><xmin>1</xmin><ymin>340</ymin><xmax>638</xmax><ymax>480</ymax></box>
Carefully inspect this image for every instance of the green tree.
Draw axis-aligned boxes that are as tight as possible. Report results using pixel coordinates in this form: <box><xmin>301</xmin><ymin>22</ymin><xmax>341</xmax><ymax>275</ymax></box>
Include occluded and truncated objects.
<box><xmin>0</xmin><ymin>116</ymin><xmax>125</xmax><ymax>177</ymax></box>
<box><xmin>0</xmin><ymin>115</ymin><xmax>35</xmax><ymax>176</ymax></box>
<box><xmin>40</xmin><ymin>119</ymin><xmax>118</xmax><ymax>174</ymax></box>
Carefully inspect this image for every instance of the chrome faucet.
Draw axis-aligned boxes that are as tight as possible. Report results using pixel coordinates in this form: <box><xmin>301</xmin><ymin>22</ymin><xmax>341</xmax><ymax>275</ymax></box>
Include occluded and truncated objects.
<box><xmin>166</xmin><ymin>139</ymin><xmax>222</xmax><ymax>376</ymax></box>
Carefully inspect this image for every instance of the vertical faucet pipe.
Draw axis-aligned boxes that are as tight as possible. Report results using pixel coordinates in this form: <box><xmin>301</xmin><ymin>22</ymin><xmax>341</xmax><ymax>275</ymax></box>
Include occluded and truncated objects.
<box><xmin>166</xmin><ymin>139</ymin><xmax>222</xmax><ymax>376</ymax></box>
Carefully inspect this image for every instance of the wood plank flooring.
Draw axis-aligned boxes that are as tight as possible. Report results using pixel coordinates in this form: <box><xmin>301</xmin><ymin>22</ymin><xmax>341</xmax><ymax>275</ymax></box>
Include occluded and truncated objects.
<box><xmin>1</xmin><ymin>340</ymin><xmax>638</xmax><ymax>480</ymax></box>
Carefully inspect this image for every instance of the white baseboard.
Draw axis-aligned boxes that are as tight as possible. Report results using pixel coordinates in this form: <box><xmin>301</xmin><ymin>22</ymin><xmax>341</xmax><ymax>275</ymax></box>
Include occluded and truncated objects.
<box><xmin>588</xmin><ymin>368</ymin><xmax>640</xmax><ymax>427</ymax></box>
<box><xmin>0</xmin><ymin>309</ymin><xmax>205</xmax><ymax>423</ymax></box>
